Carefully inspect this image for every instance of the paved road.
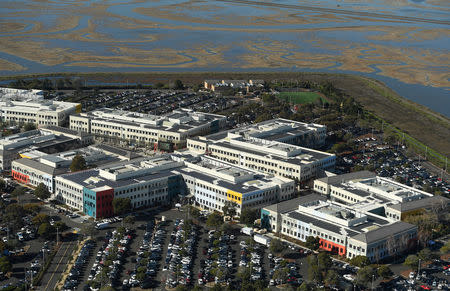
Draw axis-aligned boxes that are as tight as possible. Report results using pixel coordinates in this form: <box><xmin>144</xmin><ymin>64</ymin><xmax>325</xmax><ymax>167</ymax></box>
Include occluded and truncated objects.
<box><xmin>38</xmin><ymin>240</ymin><xmax>77</xmax><ymax>291</ymax></box>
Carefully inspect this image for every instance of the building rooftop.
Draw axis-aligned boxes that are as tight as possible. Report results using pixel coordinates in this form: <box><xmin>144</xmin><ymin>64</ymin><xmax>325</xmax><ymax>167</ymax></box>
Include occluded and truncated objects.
<box><xmin>75</xmin><ymin>108</ymin><xmax>225</xmax><ymax>133</ymax></box>
<box><xmin>350</xmin><ymin>221</ymin><xmax>417</xmax><ymax>244</ymax></box>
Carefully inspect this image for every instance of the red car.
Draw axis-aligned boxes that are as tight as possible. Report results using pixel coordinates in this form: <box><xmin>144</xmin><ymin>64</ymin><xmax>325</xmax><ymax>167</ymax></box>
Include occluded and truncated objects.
<box><xmin>420</xmin><ymin>285</ymin><xmax>431</xmax><ymax>290</ymax></box>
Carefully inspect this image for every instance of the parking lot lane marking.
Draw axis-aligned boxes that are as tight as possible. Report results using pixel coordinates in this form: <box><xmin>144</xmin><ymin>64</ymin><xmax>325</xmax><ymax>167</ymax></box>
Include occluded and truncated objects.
<box><xmin>42</xmin><ymin>241</ymin><xmax>74</xmax><ymax>291</ymax></box>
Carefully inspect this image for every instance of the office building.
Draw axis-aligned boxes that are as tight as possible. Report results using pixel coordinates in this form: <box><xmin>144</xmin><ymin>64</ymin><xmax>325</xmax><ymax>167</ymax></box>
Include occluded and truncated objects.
<box><xmin>172</xmin><ymin>153</ymin><xmax>295</xmax><ymax>214</ymax></box>
<box><xmin>0</xmin><ymin>128</ymin><xmax>85</xmax><ymax>171</ymax></box>
<box><xmin>11</xmin><ymin>145</ymin><xmax>134</xmax><ymax>193</ymax></box>
<box><xmin>69</xmin><ymin>108</ymin><xmax>226</xmax><ymax>151</ymax></box>
<box><xmin>187</xmin><ymin>132</ymin><xmax>335</xmax><ymax>183</ymax></box>
<box><xmin>312</xmin><ymin>171</ymin><xmax>447</xmax><ymax>221</ymax></box>
<box><xmin>0</xmin><ymin>87</ymin><xmax>81</xmax><ymax>127</ymax></box>
<box><xmin>207</xmin><ymin>118</ymin><xmax>327</xmax><ymax>148</ymax></box>
<box><xmin>261</xmin><ymin>193</ymin><xmax>417</xmax><ymax>262</ymax></box>
<box><xmin>54</xmin><ymin>156</ymin><xmax>183</xmax><ymax>216</ymax></box>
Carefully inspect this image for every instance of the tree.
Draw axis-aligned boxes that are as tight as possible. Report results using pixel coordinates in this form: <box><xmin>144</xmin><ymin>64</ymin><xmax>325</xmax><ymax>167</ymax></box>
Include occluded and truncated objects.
<box><xmin>23</xmin><ymin>203</ymin><xmax>40</xmax><ymax>214</ymax></box>
<box><xmin>356</xmin><ymin>266</ymin><xmax>377</xmax><ymax>288</ymax></box>
<box><xmin>269</xmin><ymin>238</ymin><xmax>284</xmax><ymax>255</ymax></box>
<box><xmin>222</xmin><ymin>201</ymin><xmax>237</xmax><ymax>217</ymax></box>
<box><xmin>38</xmin><ymin>223</ymin><xmax>55</xmax><ymax>239</ymax></box>
<box><xmin>324</xmin><ymin>269</ymin><xmax>339</xmax><ymax>286</ymax></box>
<box><xmin>0</xmin><ymin>257</ymin><xmax>12</xmax><ymax>273</ymax></box>
<box><xmin>123</xmin><ymin>215</ymin><xmax>135</xmax><ymax>225</ymax></box>
<box><xmin>112</xmin><ymin>197</ymin><xmax>132</xmax><ymax>215</ymax></box>
<box><xmin>240</xmin><ymin>208</ymin><xmax>259</xmax><ymax>226</ymax></box>
<box><xmin>23</xmin><ymin>123</ymin><xmax>36</xmax><ymax>131</ymax></box>
<box><xmin>0</xmin><ymin>178</ymin><xmax>5</xmax><ymax>191</ymax></box>
<box><xmin>11</xmin><ymin>186</ymin><xmax>26</xmax><ymax>197</ymax></box>
<box><xmin>377</xmin><ymin>265</ymin><xmax>393</xmax><ymax>279</ymax></box>
<box><xmin>273</xmin><ymin>267</ymin><xmax>289</xmax><ymax>284</ymax></box>
<box><xmin>4</xmin><ymin>204</ymin><xmax>25</xmax><ymax>230</ymax></box>
<box><xmin>441</xmin><ymin>241</ymin><xmax>450</xmax><ymax>254</ymax></box>
<box><xmin>350</xmin><ymin>255</ymin><xmax>371</xmax><ymax>268</ymax></box>
<box><xmin>298</xmin><ymin>282</ymin><xmax>316</xmax><ymax>291</ymax></box>
<box><xmin>206</xmin><ymin>212</ymin><xmax>223</xmax><ymax>230</ymax></box>
<box><xmin>305</xmin><ymin>236</ymin><xmax>320</xmax><ymax>250</ymax></box>
<box><xmin>318</xmin><ymin>252</ymin><xmax>332</xmax><ymax>270</ymax></box>
<box><xmin>174</xmin><ymin>80</ymin><xmax>184</xmax><ymax>90</ymax></box>
<box><xmin>32</xmin><ymin>213</ymin><xmax>49</xmax><ymax>225</ymax></box>
<box><xmin>34</xmin><ymin>183</ymin><xmax>50</xmax><ymax>200</ymax></box>
<box><xmin>307</xmin><ymin>264</ymin><xmax>322</xmax><ymax>283</ymax></box>
<box><xmin>70</xmin><ymin>154</ymin><xmax>87</xmax><ymax>172</ymax></box>
<box><xmin>404</xmin><ymin>254</ymin><xmax>420</xmax><ymax>270</ymax></box>
<box><xmin>418</xmin><ymin>248</ymin><xmax>437</xmax><ymax>262</ymax></box>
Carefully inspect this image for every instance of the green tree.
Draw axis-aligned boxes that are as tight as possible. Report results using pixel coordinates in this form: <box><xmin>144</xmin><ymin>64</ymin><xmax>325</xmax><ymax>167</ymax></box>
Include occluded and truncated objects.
<box><xmin>174</xmin><ymin>80</ymin><xmax>184</xmax><ymax>90</ymax></box>
<box><xmin>350</xmin><ymin>255</ymin><xmax>371</xmax><ymax>268</ymax></box>
<box><xmin>11</xmin><ymin>186</ymin><xmax>26</xmax><ymax>198</ymax></box>
<box><xmin>23</xmin><ymin>203</ymin><xmax>40</xmax><ymax>214</ymax></box>
<box><xmin>112</xmin><ymin>197</ymin><xmax>132</xmax><ymax>215</ymax></box>
<box><xmin>0</xmin><ymin>178</ymin><xmax>5</xmax><ymax>191</ymax></box>
<box><xmin>297</xmin><ymin>282</ymin><xmax>316</xmax><ymax>291</ymax></box>
<box><xmin>377</xmin><ymin>265</ymin><xmax>393</xmax><ymax>279</ymax></box>
<box><xmin>0</xmin><ymin>257</ymin><xmax>12</xmax><ymax>273</ymax></box>
<box><xmin>4</xmin><ymin>204</ymin><xmax>25</xmax><ymax>230</ymax></box>
<box><xmin>307</xmin><ymin>264</ymin><xmax>322</xmax><ymax>283</ymax></box>
<box><xmin>123</xmin><ymin>215</ymin><xmax>135</xmax><ymax>225</ymax></box>
<box><xmin>418</xmin><ymin>248</ymin><xmax>437</xmax><ymax>262</ymax></box>
<box><xmin>240</xmin><ymin>208</ymin><xmax>259</xmax><ymax>226</ymax></box>
<box><xmin>318</xmin><ymin>252</ymin><xmax>332</xmax><ymax>270</ymax></box>
<box><xmin>222</xmin><ymin>201</ymin><xmax>237</xmax><ymax>217</ymax></box>
<box><xmin>38</xmin><ymin>223</ymin><xmax>55</xmax><ymax>239</ymax></box>
<box><xmin>441</xmin><ymin>241</ymin><xmax>450</xmax><ymax>254</ymax></box>
<box><xmin>305</xmin><ymin>236</ymin><xmax>320</xmax><ymax>250</ymax></box>
<box><xmin>23</xmin><ymin>123</ymin><xmax>36</xmax><ymax>131</ymax></box>
<box><xmin>269</xmin><ymin>238</ymin><xmax>284</xmax><ymax>255</ymax></box>
<box><xmin>32</xmin><ymin>213</ymin><xmax>49</xmax><ymax>225</ymax></box>
<box><xmin>403</xmin><ymin>254</ymin><xmax>420</xmax><ymax>270</ymax></box>
<box><xmin>34</xmin><ymin>183</ymin><xmax>50</xmax><ymax>200</ymax></box>
<box><xmin>325</xmin><ymin>269</ymin><xmax>339</xmax><ymax>286</ymax></box>
<box><xmin>70</xmin><ymin>154</ymin><xmax>87</xmax><ymax>172</ymax></box>
<box><xmin>273</xmin><ymin>267</ymin><xmax>289</xmax><ymax>284</ymax></box>
<box><xmin>356</xmin><ymin>266</ymin><xmax>377</xmax><ymax>288</ymax></box>
<box><xmin>206</xmin><ymin>212</ymin><xmax>223</xmax><ymax>230</ymax></box>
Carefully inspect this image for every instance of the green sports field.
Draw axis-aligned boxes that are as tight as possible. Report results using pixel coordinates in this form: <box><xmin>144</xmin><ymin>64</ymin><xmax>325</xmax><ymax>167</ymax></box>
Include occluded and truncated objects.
<box><xmin>277</xmin><ymin>91</ymin><xmax>327</xmax><ymax>104</ymax></box>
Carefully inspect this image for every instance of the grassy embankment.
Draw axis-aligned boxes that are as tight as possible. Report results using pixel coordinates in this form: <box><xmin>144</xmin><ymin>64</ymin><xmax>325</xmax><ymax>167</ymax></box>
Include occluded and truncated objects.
<box><xmin>1</xmin><ymin>71</ymin><xmax>448</xmax><ymax>169</ymax></box>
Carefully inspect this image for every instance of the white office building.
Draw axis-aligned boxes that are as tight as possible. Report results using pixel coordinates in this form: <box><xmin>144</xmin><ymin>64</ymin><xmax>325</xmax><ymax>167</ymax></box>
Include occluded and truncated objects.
<box><xmin>0</xmin><ymin>87</ymin><xmax>81</xmax><ymax>127</ymax></box>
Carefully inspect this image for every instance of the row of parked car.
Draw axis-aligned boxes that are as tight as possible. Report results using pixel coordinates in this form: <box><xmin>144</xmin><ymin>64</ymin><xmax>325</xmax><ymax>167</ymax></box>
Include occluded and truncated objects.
<box><xmin>240</xmin><ymin>239</ymin><xmax>266</xmax><ymax>281</ymax></box>
<box><xmin>200</xmin><ymin>230</ymin><xmax>233</xmax><ymax>286</ymax></box>
<box><xmin>63</xmin><ymin>240</ymin><xmax>95</xmax><ymax>290</ymax></box>
<box><xmin>164</xmin><ymin>219</ymin><xmax>199</xmax><ymax>288</ymax></box>
<box><xmin>88</xmin><ymin>229</ymin><xmax>132</xmax><ymax>289</ymax></box>
<box><xmin>123</xmin><ymin>220</ymin><xmax>159</xmax><ymax>289</ymax></box>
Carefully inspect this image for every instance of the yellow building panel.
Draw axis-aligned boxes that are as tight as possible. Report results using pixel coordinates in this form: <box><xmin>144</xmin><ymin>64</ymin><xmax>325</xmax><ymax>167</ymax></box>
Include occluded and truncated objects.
<box><xmin>226</xmin><ymin>190</ymin><xmax>242</xmax><ymax>205</ymax></box>
<box><xmin>75</xmin><ymin>104</ymin><xmax>82</xmax><ymax>114</ymax></box>
<box><xmin>19</xmin><ymin>154</ymin><xmax>32</xmax><ymax>159</ymax></box>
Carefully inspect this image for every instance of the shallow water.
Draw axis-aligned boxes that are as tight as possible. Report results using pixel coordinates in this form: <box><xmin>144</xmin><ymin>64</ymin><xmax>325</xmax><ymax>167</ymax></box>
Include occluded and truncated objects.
<box><xmin>0</xmin><ymin>0</ymin><xmax>448</xmax><ymax>115</ymax></box>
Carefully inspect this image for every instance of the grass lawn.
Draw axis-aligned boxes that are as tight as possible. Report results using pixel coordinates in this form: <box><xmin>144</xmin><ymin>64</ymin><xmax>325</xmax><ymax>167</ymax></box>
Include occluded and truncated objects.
<box><xmin>277</xmin><ymin>91</ymin><xmax>326</xmax><ymax>104</ymax></box>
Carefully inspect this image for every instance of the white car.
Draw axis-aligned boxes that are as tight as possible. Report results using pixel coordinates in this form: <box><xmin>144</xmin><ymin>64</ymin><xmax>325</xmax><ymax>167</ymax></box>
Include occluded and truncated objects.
<box><xmin>343</xmin><ymin>274</ymin><xmax>355</xmax><ymax>282</ymax></box>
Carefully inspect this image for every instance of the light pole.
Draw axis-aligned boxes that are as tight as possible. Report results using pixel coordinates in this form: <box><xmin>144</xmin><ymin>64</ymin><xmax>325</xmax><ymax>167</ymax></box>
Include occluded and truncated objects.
<box><xmin>371</xmin><ymin>274</ymin><xmax>374</xmax><ymax>291</ymax></box>
<box><xmin>56</xmin><ymin>227</ymin><xmax>59</xmax><ymax>245</ymax></box>
<box><xmin>418</xmin><ymin>258</ymin><xmax>421</xmax><ymax>276</ymax></box>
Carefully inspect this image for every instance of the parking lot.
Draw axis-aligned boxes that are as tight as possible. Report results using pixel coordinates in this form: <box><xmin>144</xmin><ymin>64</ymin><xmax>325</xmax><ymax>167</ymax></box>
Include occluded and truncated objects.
<box><xmin>70</xmin><ymin>208</ymin><xmax>363</xmax><ymax>291</ymax></box>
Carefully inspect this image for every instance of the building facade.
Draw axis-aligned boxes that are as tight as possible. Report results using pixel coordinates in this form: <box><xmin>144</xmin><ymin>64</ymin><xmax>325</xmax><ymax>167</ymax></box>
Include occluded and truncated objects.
<box><xmin>0</xmin><ymin>87</ymin><xmax>81</xmax><ymax>127</ymax></box>
<box><xmin>262</xmin><ymin>193</ymin><xmax>417</xmax><ymax>262</ymax></box>
<box><xmin>172</xmin><ymin>154</ymin><xmax>295</xmax><ymax>214</ymax></box>
<box><xmin>69</xmin><ymin>108</ymin><xmax>226</xmax><ymax>151</ymax></box>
